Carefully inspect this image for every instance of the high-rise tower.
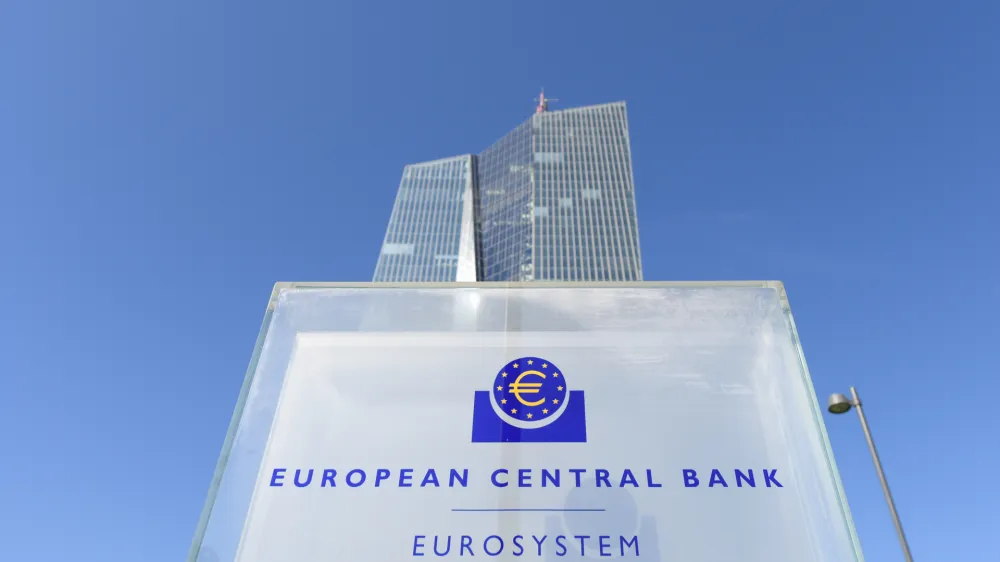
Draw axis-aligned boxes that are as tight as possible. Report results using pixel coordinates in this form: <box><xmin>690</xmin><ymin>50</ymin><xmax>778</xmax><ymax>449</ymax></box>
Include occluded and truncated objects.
<box><xmin>374</xmin><ymin>98</ymin><xmax>642</xmax><ymax>282</ymax></box>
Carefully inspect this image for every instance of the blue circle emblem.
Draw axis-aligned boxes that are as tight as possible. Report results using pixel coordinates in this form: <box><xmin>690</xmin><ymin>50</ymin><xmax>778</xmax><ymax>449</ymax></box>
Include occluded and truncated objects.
<box><xmin>490</xmin><ymin>357</ymin><xmax>569</xmax><ymax>429</ymax></box>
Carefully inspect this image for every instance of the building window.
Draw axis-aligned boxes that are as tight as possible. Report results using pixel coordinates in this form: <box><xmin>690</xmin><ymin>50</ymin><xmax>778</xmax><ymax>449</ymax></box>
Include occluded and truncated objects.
<box><xmin>534</xmin><ymin>152</ymin><xmax>564</xmax><ymax>164</ymax></box>
<box><xmin>381</xmin><ymin>243</ymin><xmax>415</xmax><ymax>255</ymax></box>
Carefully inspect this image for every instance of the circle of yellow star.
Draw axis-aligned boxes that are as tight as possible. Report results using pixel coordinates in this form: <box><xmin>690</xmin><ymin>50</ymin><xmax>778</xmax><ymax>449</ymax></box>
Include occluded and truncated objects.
<box><xmin>557</xmin><ymin>386</ymin><xmax>563</xmax><ymax>391</ymax></box>
<box><xmin>553</xmin><ymin>372</ymin><xmax>560</xmax><ymax>378</ymax></box>
<box><xmin>497</xmin><ymin>385</ymin><xmax>503</xmax><ymax>391</ymax></box>
<box><xmin>552</xmin><ymin>398</ymin><xmax>559</xmax><ymax>405</ymax></box>
<box><xmin>527</xmin><ymin>413</ymin><xmax>533</xmax><ymax>419</ymax></box>
<box><xmin>501</xmin><ymin>399</ymin><xmax>507</xmax><ymax>404</ymax></box>
<box><xmin>542</xmin><ymin>408</ymin><xmax>549</xmax><ymax>414</ymax></box>
<box><xmin>527</xmin><ymin>359</ymin><xmax>533</xmax><ymax>365</ymax></box>
<box><xmin>511</xmin><ymin>408</ymin><xmax>517</xmax><ymax>414</ymax></box>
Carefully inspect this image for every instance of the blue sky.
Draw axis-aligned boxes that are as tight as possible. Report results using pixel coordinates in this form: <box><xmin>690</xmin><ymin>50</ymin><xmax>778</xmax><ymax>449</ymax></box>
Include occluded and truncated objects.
<box><xmin>1</xmin><ymin>1</ymin><xmax>997</xmax><ymax>560</ymax></box>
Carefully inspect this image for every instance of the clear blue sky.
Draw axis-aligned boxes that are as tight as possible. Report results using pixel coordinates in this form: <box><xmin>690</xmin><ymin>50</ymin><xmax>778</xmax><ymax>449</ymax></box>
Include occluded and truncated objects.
<box><xmin>1</xmin><ymin>1</ymin><xmax>997</xmax><ymax>561</ymax></box>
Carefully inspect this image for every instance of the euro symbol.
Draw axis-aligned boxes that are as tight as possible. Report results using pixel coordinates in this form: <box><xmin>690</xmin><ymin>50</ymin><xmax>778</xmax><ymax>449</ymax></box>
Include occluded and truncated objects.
<box><xmin>509</xmin><ymin>370</ymin><xmax>546</xmax><ymax>407</ymax></box>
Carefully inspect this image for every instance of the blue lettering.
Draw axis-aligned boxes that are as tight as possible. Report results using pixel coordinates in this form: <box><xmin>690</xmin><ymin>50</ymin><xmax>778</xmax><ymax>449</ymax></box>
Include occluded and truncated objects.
<box><xmin>460</xmin><ymin>535</ymin><xmax>473</xmax><ymax>556</ymax></box>
<box><xmin>619</xmin><ymin>469</ymin><xmax>638</xmax><ymax>488</ymax></box>
<box><xmin>555</xmin><ymin>536</ymin><xmax>567</xmax><ymax>556</ymax></box>
<box><xmin>569</xmin><ymin>469</ymin><xmax>585</xmax><ymax>487</ymax></box>
<box><xmin>542</xmin><ymin>469</ymin><xmax>560</xmax><ymax>487</ymax></box>
<box><xmin>484</xmin><ymin>536</ymin><xmax>503</xmax><ymax>556</ymax></box>
<box><xmin>683</xmin><ymin>469</ymin><xmax>700</xmax><ymax>487</ymax></box>
<box><xmin>413</xmin><ymin>535</ymin><xmax>425</xmax><ymax>556</ymax></box>
<box><xmin>492</xmin><ymin>469</ymin><xmax>509</xmax><ymax>487</ymax></box>
<box><xmin>574</xmin><ymin>536</ymin><xmax>590</xmax><ymax>556</ymax></box>
<box><xmin>532</xmin><ymin>535</ymin><xmax>546</xmax><ymax>556</ymax></box>
<box><xmin>293</xmin><ymin>469</ymin><xmax>313</xmax><ymax>487</ymax></box>
<box><xmin>646</xmin><ymin>469</ymin><xmax>662</xmax><ymax>488</ymax></box>
<box><xmin>434</xmin><ymin>536</ymin><xmax>451</xmax><ymax>556</ymax></box>
<box><xmin>400</xmin><ymin>468</ymin><xmax>414</xmax><ymax>487</ymax></box>
<box><xmin>764</xmin><ymin>469</ymin><xmax>783</xmax><ymax>488</ymax></box>
<box><xmin>595</xmin><ymin>470</ymin><xmax>611</xmax><ymax>488</ymax></box>
<box><xmin>512</xmin><ymin>535</ymin><xmax>524</xmax><ymax>556</ymax></box>
<box><xmin>450</xmin><ymin>469</ymin><xmax>469</xmax><ymax>488</ymax></box>
<box><xmin>518</xmin><ymin>469</ymin><xmax>531</xmax><ymax>487</ymax></box>
<box><xmin>621</xmin><ymin>536</ymin><xmax>639</xmax><ymax>556</ymax></box>
<box><xmin>375</xmin><ymin>469</ymin><xmax>390</xmax><ymax>487</ymax></box>
<box><xmin>599</xmin><ymin>536</ymin><xmax>611</xmax><ymax>557</ymax></box>
<box><xmin>709</xmin><ymin>469</ymin><xmax>728</xmax><ymax>487</ymax></box>
<box><xmin>321</xmin><ymin>469</ymin><xmax>336</xmax><ymax>487</ymax></box>
<box><xmin>269</xmin><ymin>468</ymin><xmax>286</xmax><ymax>487</ymax></box>
<box><xmin>735</xmin><ymin>469</ymin><xmax>755</xmax><ymax>488</ymax></box>
<box><xmin>421</xmin><ymin>469</ymin><xmax>440</xmax><ymax>488</ymax></box>
<box><xmin>346</xmin><ymin>469</ymin><xmax>366</xmax><ymax>487</ymax></box>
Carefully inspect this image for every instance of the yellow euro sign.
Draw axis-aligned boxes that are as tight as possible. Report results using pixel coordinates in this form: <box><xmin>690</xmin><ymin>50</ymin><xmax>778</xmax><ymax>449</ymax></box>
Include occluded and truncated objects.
<box><xmin>509</xmin><ymin>370</ymin><xmax>546</xmax><ymax>407</ymax></box>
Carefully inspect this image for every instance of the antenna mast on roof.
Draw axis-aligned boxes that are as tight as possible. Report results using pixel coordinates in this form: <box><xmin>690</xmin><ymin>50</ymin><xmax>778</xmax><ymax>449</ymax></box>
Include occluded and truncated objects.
<box><xmin>535</xmin><ymin>88</ymin><xmax>558</xmax><ymax>113</ymax></box>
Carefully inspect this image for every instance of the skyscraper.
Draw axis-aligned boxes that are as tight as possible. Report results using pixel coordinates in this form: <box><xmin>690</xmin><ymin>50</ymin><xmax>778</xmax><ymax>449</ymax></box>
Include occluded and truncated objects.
<box><xmin>373</xmin><ymin>96</ymin><xmax>642</xmax><ymax>283</ymax></box>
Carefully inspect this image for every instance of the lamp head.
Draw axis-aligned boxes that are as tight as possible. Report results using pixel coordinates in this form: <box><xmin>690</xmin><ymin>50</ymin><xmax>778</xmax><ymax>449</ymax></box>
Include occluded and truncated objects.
<box><xmin>827</xmin><ymin>393</ymin><xmax>853</xmax><ymax>414</ymax></box>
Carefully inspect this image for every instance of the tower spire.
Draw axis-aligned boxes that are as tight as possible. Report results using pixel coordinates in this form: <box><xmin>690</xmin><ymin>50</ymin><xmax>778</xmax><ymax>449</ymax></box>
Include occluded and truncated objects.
<box><xmin>535</xmin><ymin>88</ymin><xmax>558</xmax><ymax>113</ymax></box>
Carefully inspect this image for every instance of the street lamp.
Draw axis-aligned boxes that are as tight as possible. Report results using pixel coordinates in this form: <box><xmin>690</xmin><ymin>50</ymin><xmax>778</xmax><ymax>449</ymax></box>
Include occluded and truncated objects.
<box><xmin>827</xmin><ymin>393</ymin><xmax>853</xmax><ymax>414</ymax></box>
<box><xmin>828</xmin><ymin>387</ymin><xmax>914</xmax><ymax>562</ymax></box>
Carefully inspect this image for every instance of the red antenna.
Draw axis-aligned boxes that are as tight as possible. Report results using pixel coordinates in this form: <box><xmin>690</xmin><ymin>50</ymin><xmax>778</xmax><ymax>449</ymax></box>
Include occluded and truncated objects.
<box><xmin>535</xmin><ymin>88</ymin><xmax>558</xmax><ymax>113</ymax></box>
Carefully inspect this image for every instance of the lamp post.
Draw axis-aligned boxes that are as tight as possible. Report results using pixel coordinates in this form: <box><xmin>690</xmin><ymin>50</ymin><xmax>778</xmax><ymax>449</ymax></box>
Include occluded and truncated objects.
<box><xmin>828</xmin><ymin>387</ymin><xmax>914</xmax><ymax>562</ymax></box>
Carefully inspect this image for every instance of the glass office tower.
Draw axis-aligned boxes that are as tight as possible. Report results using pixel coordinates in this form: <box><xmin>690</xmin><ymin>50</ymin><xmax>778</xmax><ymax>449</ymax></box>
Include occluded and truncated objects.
<box><xmin>373</xmin><ymin>155</ymin><xmax>477</xmax><ymax>283</ymax></box>
<box><xmin>374</xmin><ymin>101</ymin><xmax>642</xmax><ymax>282</ymax></box>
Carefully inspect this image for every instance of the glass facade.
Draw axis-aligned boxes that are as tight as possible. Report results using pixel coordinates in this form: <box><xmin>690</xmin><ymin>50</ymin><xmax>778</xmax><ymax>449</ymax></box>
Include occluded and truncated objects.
<box><xmin>373</xmin><ymin>155</ymin><xmax>476</xmax><ymax>282</ymax></box>
<box><xmin>529</xmin><ymin>102</ymin><xmax>642</xmax><ymax>281</ymax></box>
<box><xmin>375</xmin><ymin>101</ymin><xmax>643</xmax><ymax>282</ymax></box>
<box><xmin>476</xmin><ymin>120</ymin><xmax>534</xmax><ymax>281</ymax></box>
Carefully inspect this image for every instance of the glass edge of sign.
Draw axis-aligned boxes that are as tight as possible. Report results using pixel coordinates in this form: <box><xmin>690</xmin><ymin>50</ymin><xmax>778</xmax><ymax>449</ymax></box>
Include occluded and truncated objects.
<box><xmin>186</xmin><ymin>289</ymin><xmax>278</xmax><ymax>562</ymax></box>
<box><xmin>778</xmin><ymin>286</ymin><xmax>866</xmax><ymax>561</ymax></box>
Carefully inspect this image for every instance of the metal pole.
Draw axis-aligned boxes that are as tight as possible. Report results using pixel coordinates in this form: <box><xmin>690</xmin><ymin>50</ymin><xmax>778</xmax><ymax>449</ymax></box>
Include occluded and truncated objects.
<box><xmin>850</xmin><ymin>387</ymin><xmax>914</xmax><ymax>562</ymax></box>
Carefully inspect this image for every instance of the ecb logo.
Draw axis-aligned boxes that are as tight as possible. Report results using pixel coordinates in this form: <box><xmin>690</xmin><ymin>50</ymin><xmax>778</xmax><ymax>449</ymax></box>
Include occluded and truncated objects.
<box><xmin>471</xmin><ymin>356</ymin><xmax>587</xmax><ymax>443</ymax></box>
